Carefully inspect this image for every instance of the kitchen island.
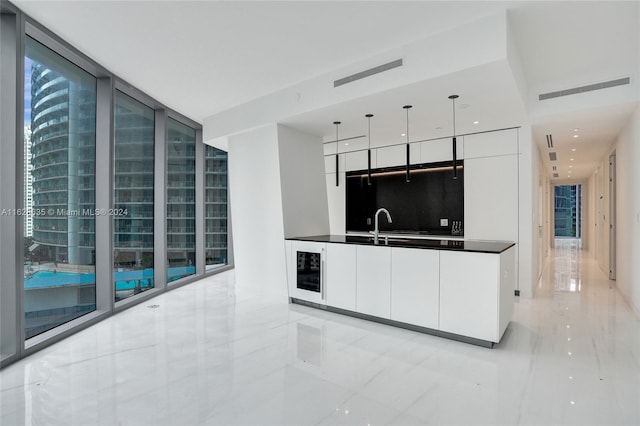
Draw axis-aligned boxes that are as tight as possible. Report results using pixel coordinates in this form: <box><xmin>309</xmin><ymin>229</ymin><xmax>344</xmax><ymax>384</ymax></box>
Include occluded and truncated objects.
<box><xmin>285</xmin><ymin>235</ymin><xmax>516</xmax><ymax>347</ymax></box>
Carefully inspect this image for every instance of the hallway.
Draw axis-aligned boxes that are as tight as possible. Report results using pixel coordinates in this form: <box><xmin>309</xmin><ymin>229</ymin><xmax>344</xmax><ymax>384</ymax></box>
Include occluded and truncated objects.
<box><xmin>1</xmin><ymin>241</ymin><xmax>638</xmax><ymax>425</ymax></box>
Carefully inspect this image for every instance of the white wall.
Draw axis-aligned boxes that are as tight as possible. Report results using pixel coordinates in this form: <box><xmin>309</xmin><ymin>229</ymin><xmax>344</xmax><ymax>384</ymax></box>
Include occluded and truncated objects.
<box><xmin>612</xmin><ymin>107</ymin><xmax>640</xmax><ymax>316</ymax></box>
<box><xmin>277</xmin><ymin>124</ymin><xmax>329</xmax><ymax>238</ymax></box>
<box><xmin>228</xmin><ymin>125</ymin><xmax>288</xmax><ymax>300</ymax></box>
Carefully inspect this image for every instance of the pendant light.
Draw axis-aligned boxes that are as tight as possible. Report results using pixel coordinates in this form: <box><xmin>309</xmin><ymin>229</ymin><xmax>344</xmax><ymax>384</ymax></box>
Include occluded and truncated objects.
<box><xmin>448</xmin><ymin>95</ymin><xmax>459</xmax><ymax>179</ymax></box>
<box><xmin>333</xmin><ymin>121</ymin><xmax>341</xmax><ymax>186</ymax></box>
<box><xmin>365</xmin><ymin>114</ymin><xmax>373</xmax><ymax>185</ymax></box>
<box><xmin>403</xmin><ymin>105</ymin><xmax>412</xmax><ymax>182</ymax></box>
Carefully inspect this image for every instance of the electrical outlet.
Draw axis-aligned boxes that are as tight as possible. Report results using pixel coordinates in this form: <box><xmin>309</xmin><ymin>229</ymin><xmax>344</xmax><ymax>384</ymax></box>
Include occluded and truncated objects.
<box><xmin>367</xmin><ymin>218</ymin><xmax>372</xmax><ymax>225</ymax></box>
<box><xmin>440</xmin><ymin>218</ymin><xmax>448</xmax><ymax>227</ymax></box>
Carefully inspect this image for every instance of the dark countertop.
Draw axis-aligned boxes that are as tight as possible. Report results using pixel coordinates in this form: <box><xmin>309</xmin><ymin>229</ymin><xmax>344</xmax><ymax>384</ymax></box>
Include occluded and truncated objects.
<box><xmin>287</xmin><ymin>235</ymin><xmax>515</xmax><ymax>254</ymax></box>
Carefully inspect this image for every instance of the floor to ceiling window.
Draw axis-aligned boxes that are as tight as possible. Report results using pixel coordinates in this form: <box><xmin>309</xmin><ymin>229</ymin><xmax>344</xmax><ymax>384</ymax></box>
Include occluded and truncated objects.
<box><xmin>205</xmin><ymin>145</ymin><xmax>228</xmax><ymax>270</ymax></box>
<box><xmin>113</xmin><ymin>91</ymin><xmax>155</xmax><ymax>301</ymax></box>
<box><xmin>1</xmin><ymin>3</ymin><xmax>231</xmax><ymax>367</ymax></box>
<box><xmin>23</xmin><ymin>36</ymin><xmax>97</xmax><ymax>339</ymax></box>
<box><xmin>166</xmin><ymin>118</ymin><xmax>196</xmax><ymax>282</ymax></box>
<box><xmin>555</xmin><ymin>184</ymin><xmax>582</xmax><ymax>238</ymax></box>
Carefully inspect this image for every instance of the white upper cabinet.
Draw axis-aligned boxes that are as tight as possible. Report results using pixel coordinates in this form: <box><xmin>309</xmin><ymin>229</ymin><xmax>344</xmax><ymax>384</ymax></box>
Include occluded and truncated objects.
<box><xmin>375</xmin><ymin>143</ymin><xmax>421</xmax><ymax>168</ymax></box>
<box><xmin>464</xmin><ymin>128</ymin><xmax>518</xmax><ymax>159</ymax></box>
<box><xmin>345</xmin><ymin>150</ymin><xmax>372</xmax><ymax>171</ymax></box>
<box><xmin>419</xmin><ymin>137</ymin><xmax>464</xmax><ymax>163</ymax></box>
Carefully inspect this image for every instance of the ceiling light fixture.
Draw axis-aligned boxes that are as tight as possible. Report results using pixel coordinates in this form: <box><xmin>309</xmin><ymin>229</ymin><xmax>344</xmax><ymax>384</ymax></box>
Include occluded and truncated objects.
<box><xmin>449</xmin><ymin>95</ymin><xmax>459</xmax><ymax>179</ymax></box>
<box><xmin>570</xmin><ymin>158</ymin><xmax>574</xmax><ymax>161</ymax></box>
<box><xmin>366</xmin><ymin>113</ymin><xmax>373</xmax><ymax>186</ymax></box>
<box><xmin>573</xmin><ymin>128</ymin><xmax>580</xmax><ymax>132</ymax></box>
<box><xmin>473</xmin><ymin>120</ymin><xmax>479</xmax><ymax>125</ymax></box>
<box><xmin>403</xmin><ymin>105</ymin><xmax>412</xmax><ymax>182</ymax></box>
<box><xmin>573</xmin><ymin>134</ymin><xmax>579</xmax><ymax>138</ymax></box>
<box><xmin>333</xmin><ymin>121</ymin><xmax>341</xmax><ymax>187</ymax></box>
<box><xmin>572</xmin><ymin>148</ymin><xmax>576</xmax><ymax>151</ymax></box>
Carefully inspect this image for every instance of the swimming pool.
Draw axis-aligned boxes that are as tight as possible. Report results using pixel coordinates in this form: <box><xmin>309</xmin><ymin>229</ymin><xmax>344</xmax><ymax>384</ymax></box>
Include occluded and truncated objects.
<box><xmin>24</xmin><ymin>267</ymin><xmax>194</xmax><ymax>290</ymax></box>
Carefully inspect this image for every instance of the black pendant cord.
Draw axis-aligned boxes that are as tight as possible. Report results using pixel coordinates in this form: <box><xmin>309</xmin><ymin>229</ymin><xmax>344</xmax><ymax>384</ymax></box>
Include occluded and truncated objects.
<box><xmin>449</xmin><ymin>95</ymin><xmax>459</xmax><ymax>180</ymax></box>
<box><xmin>334</xmin><ymin>121</ymin><xmax>341</xmax><ymax>187</ymax></box>
<box><xmin>366</xmin><ymin>114</ymin><xmax>373</xmax><ymax>185</ymax></box>
<box><xmin>403</xmin><ymin>105</ymin><xmax>412</xmax><ymax>182</ymax></box>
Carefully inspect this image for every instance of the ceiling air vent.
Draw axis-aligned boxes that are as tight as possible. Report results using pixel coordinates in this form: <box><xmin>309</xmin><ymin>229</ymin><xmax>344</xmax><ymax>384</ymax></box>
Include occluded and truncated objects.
<box><xmin>553</xmin><ymin>173</ymin><xmax>559</xmax><ymax>178</ymax></box>
<box><xmin>539</xmin><ymin>77</ymin><xmax>630</xmax><ymax>100</ymax></box>
<box><xmin>546</xmin><ymin>134</ymin><xmax>554</xmax><ymax>148</ymax></box>
<box><xmin>334</xmin><ymin>59</ymin><xmax>403</xmax><ymax>87</ymax></box>
<box><xmin>549</xmin><ymin>152</ymin><xmax>557</xmax><ymax>161</ymax></box>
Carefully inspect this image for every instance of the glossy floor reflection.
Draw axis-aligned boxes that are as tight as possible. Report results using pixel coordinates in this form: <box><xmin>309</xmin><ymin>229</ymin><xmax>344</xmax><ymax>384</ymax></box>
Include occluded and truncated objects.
<box><xmin>1</xmin><ymin>241</ymin><xmax>639</xmax><ymax>425</ymax></box>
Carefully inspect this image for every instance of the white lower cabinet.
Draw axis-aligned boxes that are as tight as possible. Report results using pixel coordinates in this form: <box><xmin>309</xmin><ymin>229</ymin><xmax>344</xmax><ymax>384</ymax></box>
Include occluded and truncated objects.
<box><xmin>325</xmin><ymin>243</ymin><xmax>357</xmax><ymax>311</ymax></box>
<box><xmin>391</xmin><ymin>248</ymin><xmax>439</xmax><ymax>329</ymax></box>
<box><xmin>439</xmin><ymin>250</ymin><xmax>500</xmax><ymax>342</ymax></box>
<box><xmin>356</xmin><ymin>245</ymin><xmax>391</xmax><ymax>318</ymax></box>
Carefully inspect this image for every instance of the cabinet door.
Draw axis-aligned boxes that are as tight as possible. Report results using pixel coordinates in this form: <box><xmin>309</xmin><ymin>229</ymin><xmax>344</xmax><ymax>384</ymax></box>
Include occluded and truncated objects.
<box><xmin>419</xmin><ymin>137</ymin><xmax>464</xmax><ymax>163</ymax></box>
<box><xmin>345</xmin><ymin>151</ymin><xmax>369</xmax><ymax>171</ymax></box>
<box><xmin>356</xmin><ymin>245</ymin><xmax>391</xmax><ymax>318</ymax></box>
<box><xmin>439</xmin><ymin>251</ymin><xmax>499</xmax><ymax>342</ymax></box>
<box><xmin>391</xmin><ymin>248</ymin><xmax>439</xmax><ymax>329</ymax></box>
<box><xmin>376</xmin><ymin>144</ymin><xmax>421</xmax><ymax>168</ymax></box>
<box><xmin>464</xmin><ymin>128</ymin><xmax>518</xmax><ymax>159</ymax></box>
<box><xmin>326</xmin><ymin>243</ymin><xmax>357</xmax><ymax>311</ymax></box>
<box><xmin>464</xmin><ymin>155</ymin><xmax>518</xmax><ymax>242</ymax></box>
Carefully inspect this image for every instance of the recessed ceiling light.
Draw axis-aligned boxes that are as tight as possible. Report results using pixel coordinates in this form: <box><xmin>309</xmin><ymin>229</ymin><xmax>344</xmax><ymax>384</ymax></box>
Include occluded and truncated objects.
<box><xmin>572</xmin><ymin>148</ymin><xmax>576</xmax><ymax>151</ymax></box>
<box><xmin>573</xmin><ymin>134</ymin><xmax>579</xmax><ymax>138</ymax></box>
<box><xmin>573</xmin><ymin>128</ymin><xmax>580</xmax><ymax>132</ymax></box>
<box><xmin>570</xmin><ymin>158</ymin><xmax>574</xmax><ymax>161</ymax></box>
<box><xmin>344</xmin><ymin>142</ymin><xmax>349</xmax><ymax>146</ymax></box>
<box><xmin>401</xmin><ymin>133</ymin><xmax>406</xmax><ymax>137</ymax></box>
<box><xmin>569</xmin><ymin>165</ymin><xmax>573</xmax><ymax>168</ymax></box>
<box><xmin>473</xmin><ymin>121</ymin><xmax>479</xmax><ymax>125</ymax></box>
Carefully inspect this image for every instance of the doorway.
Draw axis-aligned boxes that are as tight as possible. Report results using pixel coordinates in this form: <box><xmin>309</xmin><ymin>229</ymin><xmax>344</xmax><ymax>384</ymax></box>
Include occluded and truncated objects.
<box><xmin>554</xmin><ymin>184</ymin><xmax>582</xmax><ymax>238</ymax></box>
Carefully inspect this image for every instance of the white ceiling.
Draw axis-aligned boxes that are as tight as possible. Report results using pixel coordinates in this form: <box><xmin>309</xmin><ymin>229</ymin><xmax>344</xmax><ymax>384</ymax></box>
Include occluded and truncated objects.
<box><xmin>12</xmin><ymin>0</ymin><xmax>640</xmax><ymax>183</ymax></box>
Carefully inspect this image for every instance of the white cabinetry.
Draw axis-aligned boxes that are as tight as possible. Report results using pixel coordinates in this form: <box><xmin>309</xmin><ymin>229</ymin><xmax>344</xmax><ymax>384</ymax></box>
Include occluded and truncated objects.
<box><xmin>419</xmin><ymin>137</ymin><xmax>464</xmax><ymax>163</ymax></box>
<box><xmin>463</xmin><ymin>128</ymin><xmax>518</xmax><ymax>159</ymax></box>
<box><xmin>356</xmin><ymin>245</ymin><xmax>391</xmax><ymax>318</ymax></box>
<box><xmin>289</xmin><ymin>240</ymin><xmax>327</xmax><ymax>305</ymax></box>
<box><xmin>345</xmin><ymin>150</ymin><xmax>373</xmax><ymax>171</ymax></box>
<box><xmin>439</xmin><ymin>248</ymin><xmax>515</xmax><ymax>342</ymax></box>
<box><xmin>464</xmin><ymin>155</ymin><xmax>518</xmax><ymax>242</ymax></box>
<box><xmin>376</xmin><ymin>144</ymin><xmax>421</xmax><ymax>168</ymax></box>
<box><xmin>391</xmin><ymin>248</ymin><xmax>440</xmax><ymax>329</ymax></box>
<box><xmin>326</xmin><ymin>243</ymin><xmax>357</xmax><ymax>311</ymax></box>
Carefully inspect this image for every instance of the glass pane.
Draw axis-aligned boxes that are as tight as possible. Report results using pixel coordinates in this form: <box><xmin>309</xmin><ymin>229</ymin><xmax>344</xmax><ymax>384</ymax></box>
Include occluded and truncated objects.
<box><xmin>554</xmin><ymin>185</ymin><xmax>580</xmax><ymax>237</ymax></box>
<box><xmin>23</xmin><ymin>36</ymin><xmax>96</xmax><ymax>339</ymax></box>
<box><xmin>205</xmin><ymin>145</ymin><xmax>228</xmax><ymax>270</ymax></box>
<box><xmin>114</xmin><ymin>91</ymin><xmax>154</xmax><ymax>301</ymax></box>
<box><xmin>167</xmin><ymin>118</ymin><xmax>195</xmax><ymax>281</ymax></box>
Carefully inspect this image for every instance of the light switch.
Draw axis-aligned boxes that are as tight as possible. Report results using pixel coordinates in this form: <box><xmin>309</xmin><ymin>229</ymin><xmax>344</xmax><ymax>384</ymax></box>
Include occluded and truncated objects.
<box><xmin>440</xmin><ymin>218</ymin><xmax>448</xmax><ymax>227</ymax></box>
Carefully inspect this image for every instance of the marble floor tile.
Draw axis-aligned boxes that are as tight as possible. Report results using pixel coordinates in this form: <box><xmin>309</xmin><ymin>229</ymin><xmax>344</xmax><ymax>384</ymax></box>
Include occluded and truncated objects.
<box><xmin>1</xmin><ymin>240</ymin><xmax>639</xmax><ymax>425</ymax></box>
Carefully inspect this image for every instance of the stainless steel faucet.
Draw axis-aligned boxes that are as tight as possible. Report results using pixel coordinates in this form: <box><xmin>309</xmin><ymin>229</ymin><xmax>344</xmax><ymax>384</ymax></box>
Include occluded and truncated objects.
<box><xmin>373</xmin><ymin>208</ymin><xmax>392</xmax><ymax>244</ymax></box>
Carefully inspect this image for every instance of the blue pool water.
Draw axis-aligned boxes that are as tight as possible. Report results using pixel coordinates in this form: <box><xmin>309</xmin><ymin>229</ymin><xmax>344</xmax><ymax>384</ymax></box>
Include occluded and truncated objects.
<box><xmin>24</xmin><ymin>267</ymin><xmax>195</xmax><ymax>291</ymax></box>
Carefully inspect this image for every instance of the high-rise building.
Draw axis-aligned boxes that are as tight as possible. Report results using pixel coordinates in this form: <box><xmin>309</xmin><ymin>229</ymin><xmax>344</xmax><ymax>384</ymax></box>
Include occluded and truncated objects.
<box><xmin>205</xmin><ymin>145</ymin><xmax>228</xmax><ymax>269</ymax></box>
<box><xmin>23</xmin><ymin>126</ymin><xmax>33</xmax><ymax>238</ymax></box>
<box><xmin>30</xmin><ymin>61</ymin><xmax>96</xmax><ymax>265</ymax></box>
